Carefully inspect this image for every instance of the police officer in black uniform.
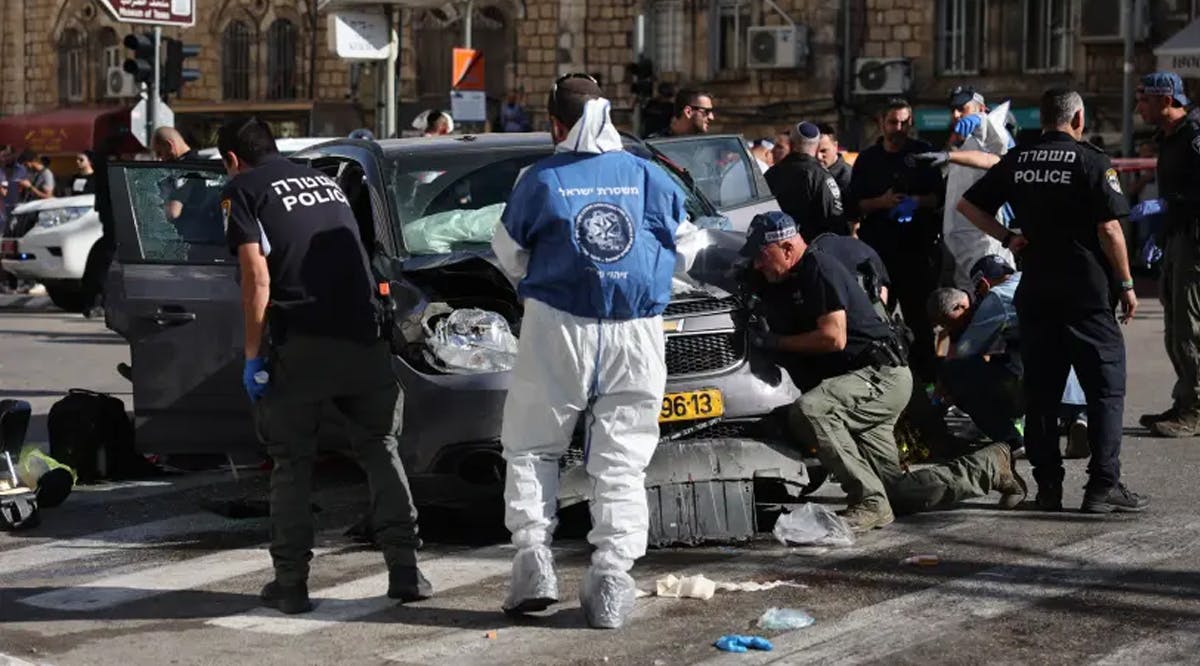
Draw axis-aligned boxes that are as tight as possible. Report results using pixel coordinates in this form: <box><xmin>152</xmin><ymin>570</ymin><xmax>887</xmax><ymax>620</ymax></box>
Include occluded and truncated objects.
<box><xmin>218</xmin><ymin>117</ymin><xmax>431</xmax><ymax>614</ymax></box>
<box><xmin>764</xmin><ymin>121</ymin><xmax>846</xmax><ymax>240</ymax></box>
<box><xmin>1134</xmin><ymin>72</ymin><xmax>1200</xmax><ymax>438</ymax></box>
<box><xmin>957</xmin><ymin>88</ymin><xmax>1148</xmax><ymax>514</ymax></box>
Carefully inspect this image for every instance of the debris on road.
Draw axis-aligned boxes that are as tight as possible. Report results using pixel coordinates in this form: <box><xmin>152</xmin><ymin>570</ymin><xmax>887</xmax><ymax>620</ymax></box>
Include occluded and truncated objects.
<box><xmin>648</xmin><ymin>574</ymin><xmax>808</xmax><ymax>600</ymax></box>
<box><xmin>713</xmin><ymin>635</ymin><xmax>774</xmax><ymax>653</ymax></box>
<box><xmin>900</xmin><ymin>554</ymin><xmax>940</xmax><ymax>566</ymax></box>
<box><xmin>756</xmin><ymin>607</ymin><xmax>815</xmax><ymax>631</ymax></box>
<box><xmin>772</xmin><ymin>503</ymin><xmax>855</xmax><ymax>547</ymax></box>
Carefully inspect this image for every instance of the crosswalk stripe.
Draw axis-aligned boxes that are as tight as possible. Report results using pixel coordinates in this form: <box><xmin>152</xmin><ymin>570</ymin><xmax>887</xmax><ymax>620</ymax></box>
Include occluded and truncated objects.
<box><xmin>1090</xmin><ymin>622</ymin><xmax>1200</xmax><ymax>665</ymax></box>
<box><xmin>207</xmin><ymin>545</ymin><xmax>540</xmax><ymax>636</ymax></box>
<box><xmin>0</xmin><ymin>513</ymin><xmax>263</xmax><ymax>574</ymax></box>
<box><xmin>698</xmin><ymin>519</ymin><xmax>1200</xmax><ymax>665</ymax></box>
<box><xmin>18</xmin><ymin>547</ymin><xmax>288</xmax><ymax>612</ymax></box>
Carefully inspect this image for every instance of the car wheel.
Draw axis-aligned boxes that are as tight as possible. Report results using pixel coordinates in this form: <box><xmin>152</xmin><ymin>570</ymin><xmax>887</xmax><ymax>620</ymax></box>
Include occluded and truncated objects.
<box><xmin>45</xmin><ymin>283</ymin><xmax>91</xmax><ymax>313</ymax></box>
<box><xmin>799</xmin><ymin>465</ymin><xmax>828</xmax><ymax>496</ymax></box>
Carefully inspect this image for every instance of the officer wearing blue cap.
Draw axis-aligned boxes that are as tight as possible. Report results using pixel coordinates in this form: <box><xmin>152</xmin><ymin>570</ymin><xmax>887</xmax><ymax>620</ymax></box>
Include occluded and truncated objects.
<box><xmin>742</xmin><ymin>212</ymin><xmax>1026</xmax><ymax>532</ymax></box>
<box><xmin>764</xmin><ymin>121</ymin><xmax>846</xmax><ymax>240</ymax></box>
<box><xmin>1135</xmin><ymin>72</ymin><xmax>1200</xmax><ymax>437</ymax></box>
<box><xmin>958</xmin><ymin>88</ymin><xmax>1145</xmax><ymax>515</ymax></box>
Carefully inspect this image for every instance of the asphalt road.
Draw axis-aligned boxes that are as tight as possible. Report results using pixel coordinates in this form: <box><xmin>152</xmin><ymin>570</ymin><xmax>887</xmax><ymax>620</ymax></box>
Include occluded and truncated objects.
<box><xmin>1</xmin><ymin>294</ymin><xmax>1198</xmax><ymax>666</ymax></box>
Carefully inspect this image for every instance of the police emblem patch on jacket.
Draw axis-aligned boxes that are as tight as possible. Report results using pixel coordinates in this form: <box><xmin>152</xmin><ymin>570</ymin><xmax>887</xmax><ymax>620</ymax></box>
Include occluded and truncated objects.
<box><xmin>575</xmin><ymin>202</ymin><xmax>635</xmax><ymax>263</ymax></box>
<box><xmin>1104</xmin><ymin>168</ymin><xmax>1122</xmax><ymax>194</ymax></box>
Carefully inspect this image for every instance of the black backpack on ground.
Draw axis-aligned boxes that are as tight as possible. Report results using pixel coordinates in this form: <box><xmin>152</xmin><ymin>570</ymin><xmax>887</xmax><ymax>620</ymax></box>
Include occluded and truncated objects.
<box><xmin>48</xmin><ymin>389</ymin><xmax>156</xmax><ymax>483</ymax></box>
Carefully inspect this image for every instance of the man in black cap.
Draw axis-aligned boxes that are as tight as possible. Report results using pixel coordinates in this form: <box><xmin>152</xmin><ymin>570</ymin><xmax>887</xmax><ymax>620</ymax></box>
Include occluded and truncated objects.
<box><xmin>948</xmin><ymin>85</ymin><xmax>988</xmax><ymax>147</ymax></box>
<box><xmin>743</xmin><ymin>212</ymin><xmax>1026</xmax><ymax>532</ymax></box>
<box><xmin>1135</xmin><ymin>71</ymin><xmax>1200</xmax><ymax>437</ymax></box>
<box><xmin>764</xmin><ymin>121</ymin><xmax>845</xmax><ymax>240</ymax></box>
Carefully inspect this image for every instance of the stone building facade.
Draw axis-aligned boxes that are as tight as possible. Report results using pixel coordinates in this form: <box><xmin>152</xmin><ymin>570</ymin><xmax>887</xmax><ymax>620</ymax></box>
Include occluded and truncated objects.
<box><xmin>2</xmin><ymin>0</ymin><xmax>1198</xmax><ymax>153</ymax></box>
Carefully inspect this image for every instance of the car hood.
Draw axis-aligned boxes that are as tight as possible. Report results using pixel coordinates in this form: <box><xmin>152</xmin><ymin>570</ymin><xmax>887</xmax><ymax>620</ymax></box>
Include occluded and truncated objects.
<box><xmin>401</xmin><ymin>227</ymin><xmax>748</xmax><ymax>302</ymax></box>
<box><xmin>12</xmin><ymin>194</ymin><xmax>95</xmax><ymax>215</ymax></box>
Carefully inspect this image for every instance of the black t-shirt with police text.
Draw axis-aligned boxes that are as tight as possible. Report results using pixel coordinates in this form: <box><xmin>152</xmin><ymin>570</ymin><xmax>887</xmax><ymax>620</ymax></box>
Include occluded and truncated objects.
<box><xmin>962</xmin><ymin>131</ymin><xmax>1129</xmax><ymax>313</ymax></box>
<box><xmin>223</xmin><ymin>155</ymin><xmax>379</xmax><ymax>342</ymax></box>
<box><xmin>760</xmin><ymin>250</ymin><xmax>894</xmax><ymax>389</ymax></box>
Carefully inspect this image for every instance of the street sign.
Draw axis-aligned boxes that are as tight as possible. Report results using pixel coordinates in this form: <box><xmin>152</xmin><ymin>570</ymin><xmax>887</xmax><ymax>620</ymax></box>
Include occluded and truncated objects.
<box><xmin>453</xmin><ymin>48</ymin><xmax>486</xmax><ymax>91</ymax></box>
<box><xmin>98</xmin><ymin>0</ymin><xmax>196</xmax><ymax>27</ymax></box>
<box><xmin>451</xmin><ymin>90</ymin><xmax>487</xmax><ymax>122</ymax></box>
<box><xmin>328</xmin><ymin>9</ymin><xmax>390</xmax><ymax>60</ymax></box>
<box><xmin>131</xmin><ymin>97</ymin><xmax>174</xmax><ymax>149</ymax></box>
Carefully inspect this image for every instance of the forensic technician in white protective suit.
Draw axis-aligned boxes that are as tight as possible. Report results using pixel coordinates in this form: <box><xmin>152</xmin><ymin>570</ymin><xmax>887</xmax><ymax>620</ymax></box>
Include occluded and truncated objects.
<box><xmin>490</xmin><ymin>73</ymin><xmax>687</xmax><ymax>629</ymax></box>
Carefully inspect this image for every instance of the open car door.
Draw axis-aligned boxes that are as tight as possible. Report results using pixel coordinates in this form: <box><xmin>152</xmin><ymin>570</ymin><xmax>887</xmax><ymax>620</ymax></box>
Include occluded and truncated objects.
<box><xmin>645</xmin><ymin>134</ymin><xmax>779</xmax><ymax>231</ymax></box>
<box><xmin>104</xmin><ymin>161</ymin><xmax>254</xmax><ymax>454</ymax></box>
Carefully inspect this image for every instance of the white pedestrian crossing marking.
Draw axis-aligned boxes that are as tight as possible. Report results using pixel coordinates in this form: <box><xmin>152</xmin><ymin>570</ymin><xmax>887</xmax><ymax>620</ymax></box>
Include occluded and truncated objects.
<box><xmin>698</xmin><ymin>520</ymin><xmax>1200</xmax><ymax>665</ymax></box>
<box><xmin>0</xmin><ymin>513</ymin><xmax>262</xmax><ymax>574</ymax></box>
<box><xmin>207</xmin><ymin>545</ymin><xmax>528</xmax><ymax>635</ymax></box>
<box><xmin>1091</xmin><ymin>622</ymin><xmax>1200</xmax><ymax>665</ymax></box>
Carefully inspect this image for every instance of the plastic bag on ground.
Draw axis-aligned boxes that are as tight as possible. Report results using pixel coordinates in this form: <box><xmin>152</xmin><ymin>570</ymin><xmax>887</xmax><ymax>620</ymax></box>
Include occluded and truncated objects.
<box><xmin>757</xmin><ymin>607</ymin><xmax>816</xmax><ymax>631</ymax></box>
<box><xmin>772</xmin><ymin>503</ymin><xmax>855</xmax><ymax>547</ymax></box>
<box><xmin>425</xmin><ymin>308</ymin><xmax>519</xmax><ymax>374</ymax></box>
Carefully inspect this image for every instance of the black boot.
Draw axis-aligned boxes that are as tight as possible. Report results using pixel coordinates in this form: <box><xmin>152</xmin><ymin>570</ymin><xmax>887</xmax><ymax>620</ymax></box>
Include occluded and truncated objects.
<box><xmin>260</xmin><ymin>580</ymin><xmax>314</xmax><ymax>615</ymax></box>
<box><xmin>1033</xmin><ymin>467</ymin><xmax>1065</xmax><ymax>512</ymax></box>
<box><xmin>387</xmin><ymin>566</ymin><xmax>433</xmax><ymax>603</ymax></box>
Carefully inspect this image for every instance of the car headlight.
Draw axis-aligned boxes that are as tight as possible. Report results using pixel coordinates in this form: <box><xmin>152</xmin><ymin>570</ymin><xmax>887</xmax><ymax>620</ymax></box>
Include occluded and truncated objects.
<box><xmin>35</xmin><ymin>207</ymin><xmax>92</xmax><ymax>229</ymax></box>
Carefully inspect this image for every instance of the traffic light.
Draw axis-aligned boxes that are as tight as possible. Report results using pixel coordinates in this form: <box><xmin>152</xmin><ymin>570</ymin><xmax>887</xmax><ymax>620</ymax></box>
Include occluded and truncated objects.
<box><xmin>627</xmin><ymin>56</ymin><xmax>654</xmax><ymax>98</ymax></box>
<box><xmin>162</xmin><ymin>38</ymin><xmax>201</xmax><ymax>95</ymax></box>
<box><xmin>122</xmin><ymin>32</ymin><xmax>155</xmax><ymax>85</ymax></box>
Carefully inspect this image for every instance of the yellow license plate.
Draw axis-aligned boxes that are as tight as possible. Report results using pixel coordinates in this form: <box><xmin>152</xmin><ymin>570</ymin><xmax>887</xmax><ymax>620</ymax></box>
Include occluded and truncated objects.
<box><xmin>659</xmin><ymin>389</ymin><xmax>725</xmax><ymax>423</ymax></box>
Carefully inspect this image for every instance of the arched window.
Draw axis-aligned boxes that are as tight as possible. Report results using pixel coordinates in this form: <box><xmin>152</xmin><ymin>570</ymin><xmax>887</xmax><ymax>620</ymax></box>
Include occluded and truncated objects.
<box><xmin>266</xmin><ymin>19</ymin><xmax>298</xmax><ymax>100</ymax></box>
<box><xmin>57</xmin><ymin>29</ymin><xmax>86</xmax><ymax>104</ymax></box>
<box><xmin>222</xmin><ymin>20</ymin><xmax>253</xmax><ymax>100</ymax></box>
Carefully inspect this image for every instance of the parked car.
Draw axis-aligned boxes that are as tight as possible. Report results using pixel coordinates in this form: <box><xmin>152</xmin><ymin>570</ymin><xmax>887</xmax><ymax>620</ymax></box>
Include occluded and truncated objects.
<box><xmin>1</xmin><ymin>195</ymin><xmax>101</xmax><ymax>311</ymax></box>
<box><xmin>102</xmin><ymin>133</ymin><xmax>811</xmax><ymax>545</ymax></box>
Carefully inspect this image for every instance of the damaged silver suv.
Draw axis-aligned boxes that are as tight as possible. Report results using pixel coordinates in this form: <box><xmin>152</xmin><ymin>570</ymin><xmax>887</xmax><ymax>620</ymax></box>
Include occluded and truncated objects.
<box><xmin>103</xmin><ymin>133</ymin><xmax>815</xmax><ymax>545</ymax></box>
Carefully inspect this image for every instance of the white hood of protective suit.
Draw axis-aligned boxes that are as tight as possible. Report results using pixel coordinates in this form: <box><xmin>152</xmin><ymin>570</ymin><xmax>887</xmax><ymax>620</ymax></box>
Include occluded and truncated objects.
<box><xmin>944</xmin><ymin>101</ymin><xmax>1016</xmax><ymax>290</ymax></box>
<box><xmin>555</xmin><ymin>98</ymin><xmax>624</xmax><ymax>154</ymax></box>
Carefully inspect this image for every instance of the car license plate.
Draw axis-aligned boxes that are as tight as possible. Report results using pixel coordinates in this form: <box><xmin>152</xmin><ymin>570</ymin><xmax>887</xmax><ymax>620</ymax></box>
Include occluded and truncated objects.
<box><xmin>659</xmin><ymin>389</ymin><xmax>724</xmax><ymax>423</ymax></box>
<box><xmin>0</xmin><ymin>239</ymin><xmax>15</xmax><ymax>258</ymax></box>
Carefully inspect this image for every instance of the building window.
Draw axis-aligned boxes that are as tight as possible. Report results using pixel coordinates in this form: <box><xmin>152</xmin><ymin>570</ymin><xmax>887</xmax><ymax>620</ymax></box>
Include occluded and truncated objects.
<box><xmin>716</xmin><ymin>0</ymin><xmax>751</xmax><ymax>73</ymax></box>
<box><xmin>223</xmin><ymin>20</ymin><xmax>253</xmax><ymax>100</ymax></box>
<box><xmin>652</xmin><ymin>0</ymin><xmax>684</xmax><ymax>74</ymax></box>
<box><xmin>1024</xmin><ymin>0</ymin><xmax>1073</xmax><ymax>72</ymax></box>
<box><xmin>266</xmin><ymin>19</ymin><xmax>298</xmax><ymax>100</ymax></box>
<box><xmin>938</xmin><ymin>0</ymin><xmax>984</xmax><ymax>75</ymax></box>
<box><xmin>58</xmin><ymin>29</ymin><xmax>86</xmax><ymax>104</ymax></box>
<box><xmin>95</xmin><ymin>28</ymin><xmax>119</xmax><ymax>100</ymax></box>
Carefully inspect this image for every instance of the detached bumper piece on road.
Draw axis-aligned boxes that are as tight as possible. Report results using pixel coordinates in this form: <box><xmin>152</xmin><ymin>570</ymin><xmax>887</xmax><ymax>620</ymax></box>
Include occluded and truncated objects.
<box><xmin>559</xmin><ymin>437</ymin><xmax>810</xmax><ymax>547</ymax></box>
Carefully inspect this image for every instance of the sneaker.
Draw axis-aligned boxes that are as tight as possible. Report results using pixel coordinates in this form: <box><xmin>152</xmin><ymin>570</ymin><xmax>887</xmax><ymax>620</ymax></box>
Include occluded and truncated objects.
<box><xmin>837</xmin><ymin>503</ymin><xmax>894</xmax><ymax>532</ymax></box>
<box><xmin>1035</xmin><ymin>483</ymin><xmax>1063</xmax><ymax>512</ymax></box>
<box><xmin>1064</xmin><ymin>418</ymin><xmax>1090</xmax><ymax>459</ymax></box>
<box><xmin>502</xmin><ymin>546</ymin><xmax>558</xmax><ymax>616</ymax></box>
<box><xmin>387</xmin><ymin>565</ymin><xmax>433</xmax><ymax>603</ymax></box>
<box><xmin>988</xmin><ymin>444</ymin><xmax>1027</xmax><ymax>509</ymax></box>
<box><xmin>260</xmin><ymin>580</ymin><xmax>314</xmax><ymax>615</ymax></box>
<box><xmin>1139</xmin><ymin>407</ymin><xmax>1178</xmax><ymax>429</ymax></box>
<box><xmin>1081</xmin><ymin>483</ymin><xmax>1150</xmax><ymax>514</ymax></box>
<box><xmin>1148</xmin><ymin>410</ymin><xmax>1200</xmax><ymax>438</ymax></box>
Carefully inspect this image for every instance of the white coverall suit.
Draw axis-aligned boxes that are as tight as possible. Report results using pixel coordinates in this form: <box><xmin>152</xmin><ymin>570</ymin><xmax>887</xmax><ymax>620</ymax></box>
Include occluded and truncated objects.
<box><xmin>491</xmin><ymin>98</ymin><xmax>687</xmax><ymax>625</ymax></box>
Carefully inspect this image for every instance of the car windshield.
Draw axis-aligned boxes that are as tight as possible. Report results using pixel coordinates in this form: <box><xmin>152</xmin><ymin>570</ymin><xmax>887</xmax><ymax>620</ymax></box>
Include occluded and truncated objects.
<box><xmin>387</xmin><ymin>147</ymin><xmax>715</xmax><ymax>255</ymax></box>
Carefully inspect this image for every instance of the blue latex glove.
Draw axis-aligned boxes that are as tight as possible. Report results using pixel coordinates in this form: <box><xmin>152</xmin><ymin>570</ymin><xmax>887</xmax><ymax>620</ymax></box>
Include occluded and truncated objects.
<box><xmin>714</xmin><ymin>635</ymin><xmax>774</xmax><ymax>653</ymax></box>
<box><xmin>1129</xmin><ymin>198</ymin><xmax>1166</xmax><ymax>222</ymax></box>
<box><xmin>953</xmin><ymin>113</ymin><xmax>984</xmax><ymax>138</ymax></box>
<box><xmin>243</xmin><ymin>357</ymin><xmax>269</xmax><ymax>402</ymax></box>
<box><xmin>891</xmin><ymin>196</ymin><xmax>918</xmax><ymax>224</ymax></box>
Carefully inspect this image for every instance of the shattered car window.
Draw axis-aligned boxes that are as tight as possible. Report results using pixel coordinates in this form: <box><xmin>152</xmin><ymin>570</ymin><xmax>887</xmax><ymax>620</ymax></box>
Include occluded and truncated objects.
<box><xmin>126</xmin><ymin>167</ymin><xmax>229</xmax><ymax>263</ymax></box>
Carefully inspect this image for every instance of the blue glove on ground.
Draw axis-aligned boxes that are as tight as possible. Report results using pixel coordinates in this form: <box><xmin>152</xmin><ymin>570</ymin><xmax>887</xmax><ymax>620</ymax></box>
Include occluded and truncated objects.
<box><xmin>714</xmin><ymin>635</ymin><xmax>774</xmax><ymax>653</ymax></box>
<box><xmin>891</xmin><ymin>196</ymin><xmax>918</xmax><ymax>224</ymax></box>
<box><xmin>243</xmin><ymin>357</ymin><xmax>268</xmax><ymax>402</ymax></box>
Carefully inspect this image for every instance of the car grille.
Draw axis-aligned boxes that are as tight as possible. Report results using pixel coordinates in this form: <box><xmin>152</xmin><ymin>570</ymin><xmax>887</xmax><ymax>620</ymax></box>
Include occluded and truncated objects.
<box><xmin>666</xmin><ymin>332</ymin><xmax>743</xmax><ymax>376</ymax></box>
<box><xmin>663</xmin><ymin>296</ymin><xmax>738</xmax><ymax>318</ymax></box>
<box><xmin>659</xmin><ymin>419</ymin><xmax>762</xmax><ymax>440</ymax></box>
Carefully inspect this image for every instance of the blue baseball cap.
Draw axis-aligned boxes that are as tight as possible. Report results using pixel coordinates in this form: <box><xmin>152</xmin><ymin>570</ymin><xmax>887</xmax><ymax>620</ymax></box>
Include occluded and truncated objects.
<box><xmin>1139</xmin><ymin>72</ymin><xmax>1190</xmax><ymax>107</ymax></box>
<box><xmin>969</xmin><ymin>254</ymin><xmax>1015</xmax><ymax>285</ymax></box>
<box><xmin>741</xmin><ymin>211</ymin><xmax>798</xmax><ymax>258</ymax></box>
